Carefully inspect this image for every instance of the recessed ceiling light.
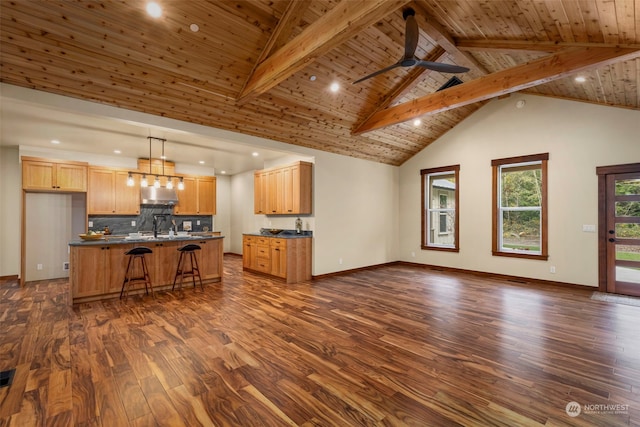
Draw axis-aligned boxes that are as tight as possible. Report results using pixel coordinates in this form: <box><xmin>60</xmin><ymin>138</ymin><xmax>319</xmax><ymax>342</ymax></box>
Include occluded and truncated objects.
<box><xmin>575</xmin><ymin>76</ymin><xmax>586</xmax><ymax>83</ymax></box>
<box><xmin>413</xmin><ymin>119</ymin><xmax>422</xmax><ymax>127</ymax></box>
<box><xmin>160</xmin><ymin>155</ymin><xmax>166</xmax><ymax>159</ymax></box>
<box><xmin>146</xmin><ymin>2</ymin><xmax>162</xmax><ymax>18</ymax></box>
<box><xmin>190</xmin><ymin>23</ymin><xmax>199</xmax><ymax>32</ymax></box>
<box><xmin>252</xmin><ymin>152</ymin><xmax>259</xmax><ymax>157</ymax></box>
<box><xmin>114</xmin><ymin>149</ymin><xmax>121</xmax><ymax>154</ymax></box>
<box><xmin>310</xmin><ymin>75</ymin><xmax>317</xmax><ymax>81</ymax></box>
<box><xmin>220</xmin><ymin>170</ymin><xmax>226</xmax><ymax>174</ymax></box>
<box><xmin>199</xmin><ymin>160</ymin><xmax>205</xmax><ymax>164</ymax></box>
<box><xmin>51</xmin><ymin>139</ymin><xmax>60</xmax><ymax>144</ymax></box>
<box><xmin>329</xmin><ymin>82</ymin><xmax>340</xmax><ymax>92</ymax></box>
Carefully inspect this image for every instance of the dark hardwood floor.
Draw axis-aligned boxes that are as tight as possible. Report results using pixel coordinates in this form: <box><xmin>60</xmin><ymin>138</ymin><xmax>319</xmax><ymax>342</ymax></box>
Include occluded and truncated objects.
<box><xmin>1</xmin><ymin>255</ymin><xmax>639</xmax><ymax>426</ymax></box>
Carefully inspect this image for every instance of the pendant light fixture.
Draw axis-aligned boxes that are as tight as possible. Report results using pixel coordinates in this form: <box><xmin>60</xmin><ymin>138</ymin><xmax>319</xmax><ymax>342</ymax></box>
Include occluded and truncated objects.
<box><xmin>126</xmin><ymin>137</ymin><xmax>185</xmax><ymax>189</ymax></box>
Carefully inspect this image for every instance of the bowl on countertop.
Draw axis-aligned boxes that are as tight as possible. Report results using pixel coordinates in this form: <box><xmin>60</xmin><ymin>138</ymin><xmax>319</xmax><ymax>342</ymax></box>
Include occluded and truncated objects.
<box><xmin>267</xmin><ymin>229</ymin><xmax>283</xmax><ymax>235</ymax></box>
<box><xmin>177</xmin><ymin>231</ymin><xmax>189</xmax><ymax>236</ymax></box>
<box><xmin>79</xmin><ymin>233</ymin><xmax>104</xmax><ymax>241</ymax></box>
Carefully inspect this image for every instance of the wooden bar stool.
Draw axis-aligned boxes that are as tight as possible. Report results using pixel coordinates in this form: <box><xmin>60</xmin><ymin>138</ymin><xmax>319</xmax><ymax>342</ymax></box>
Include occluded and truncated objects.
<box><xmin>120</xmin><ymin>246</ymin><xmax>154</xmax><ymax>299</ymax></box>
<box><xmin>172</xmin><ymin>244</ymin><xmax>203</xmax><ymax>291</ymax></box>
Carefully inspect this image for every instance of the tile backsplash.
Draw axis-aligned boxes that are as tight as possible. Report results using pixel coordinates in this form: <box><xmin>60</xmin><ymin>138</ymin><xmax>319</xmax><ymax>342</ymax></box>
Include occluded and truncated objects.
<box><xmin>89</xmin><ymin>206</ymin><xmax>213</xmax><ymax>235</ymax></box>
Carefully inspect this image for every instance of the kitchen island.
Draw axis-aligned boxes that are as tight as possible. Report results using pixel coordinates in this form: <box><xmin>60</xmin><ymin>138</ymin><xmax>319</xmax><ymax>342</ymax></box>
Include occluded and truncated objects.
<box><xmin>69</xmin><ymin>234</ymin><xmax>223</xmax><ymax>304</ymax></box>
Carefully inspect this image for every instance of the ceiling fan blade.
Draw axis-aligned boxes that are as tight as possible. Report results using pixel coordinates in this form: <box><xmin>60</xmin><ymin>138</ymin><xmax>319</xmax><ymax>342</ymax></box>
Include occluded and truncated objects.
<box><xmin>403</xmin><ymin>11</ymin><xmax>419</xmax><ymax>58</ymax></box>
<box><xmin>353</xmin><ymin>62</ymin><xmax>402</xmax><ymax>84</ymax></box>
<box><xmin>415</xmin><ymin>61</ymin><xmax>470</xmax><ymax>73</ymax></box>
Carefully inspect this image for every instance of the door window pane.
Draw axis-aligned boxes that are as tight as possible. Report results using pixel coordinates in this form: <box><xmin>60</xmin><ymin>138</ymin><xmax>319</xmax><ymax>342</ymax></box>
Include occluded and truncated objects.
<box><xmin>616</xmin><ymin>224</ymin><xmax>640</xmax><ymax>239</ymax></box>
<box><xmin>615</xmin><ymin>178</ymin><xmax>640</xmax><ymax>195</ymax></box>
<box><xmin>615</xmin><ymin>201</ymin><xmax>640</xmax><ymax>217</ymax></box>
<box><xmin>615</xmin><ymin>244</ymin><xmax>640</xmax><ymax>284</ymax></box>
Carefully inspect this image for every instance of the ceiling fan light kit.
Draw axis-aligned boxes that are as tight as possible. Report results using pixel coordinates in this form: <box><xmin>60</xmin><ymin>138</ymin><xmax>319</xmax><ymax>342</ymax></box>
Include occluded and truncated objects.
<box><xmin>354</xmin><ymin>8</ymin><xmax>470</xmax><ymax>84</ymax></box>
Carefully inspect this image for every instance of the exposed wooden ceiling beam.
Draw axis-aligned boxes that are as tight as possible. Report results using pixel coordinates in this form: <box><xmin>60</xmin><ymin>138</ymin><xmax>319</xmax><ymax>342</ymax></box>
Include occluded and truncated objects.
<box><xmin>253</xmin><ymin>1</ymin><xmax>309</xmax><ymax>67</ymax></box>
<box><xmin>353</xmin><ymin>47</ymin><xmax>640</xmax><ymax>135</ymax></box>
<box><xmin>237</xmin><ymin>0</ymin><xmax>411</xmax><ymax>105</ymax></box>
<box><xmin>353</xmin><ymin>46</ymin><xmax>446</xmax><ymax>130</ymax></box>
<box><xmin>456</xmin><ymin>39</ymin><xmax>640</xmax><ymax>54</ymax></box>
<box><xmin>412</xmin><ymin>3</ymin><xmax>488</xmax><ymax>75</ymax></box>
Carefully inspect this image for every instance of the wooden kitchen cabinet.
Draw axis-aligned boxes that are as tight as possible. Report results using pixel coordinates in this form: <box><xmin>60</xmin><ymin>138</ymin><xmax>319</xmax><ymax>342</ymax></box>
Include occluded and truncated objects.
<box><xmin>175</xmin><ymin>175</ymin><xmax>216</xmax><ymax>215</ymax></box>
<box><xmin>193</xmin><ymin>238</ymin><xmax>223</xmax><ymax>281</ymax></box>
<box><xmin>242</xmin><ymin>235</ymin><xmax>311</xmax><ymax>283</ymax></box>
<box><xmin>88</xmin><ymin>167</ymin><xmax>140</xmax><ymax>215</ymax></box>
<box><xmin>254</xmin><ymin>161</ymin><xmax>312</xmax><ymax>215</ymax></box>
<box><xmin>70</xmin><ymin>243</ymin><xmax>132</xmax><ymax>298</ymax></box>
<box><xmin>22</xmin><ymin>157</ymin><xmax>87</xmax><ymax>192</ymax></box>
<box><xmin>147</xmin><ymin>241</ymin><xmax>180</xmax><ymax>286</ymax></box>
<box><xmin>270</xmin><ymin>238</ymin><xmax>287</xmax><ymax>278</ymax></box>
<box><xmin>243</xmin><ymin>236</ymin><xmax>256</xmax><ymax>269</ymax></box>
<box><xmin>254</xmin><ymin>171</ymin><xmax>268</xmax><ymax>214</ymax></box>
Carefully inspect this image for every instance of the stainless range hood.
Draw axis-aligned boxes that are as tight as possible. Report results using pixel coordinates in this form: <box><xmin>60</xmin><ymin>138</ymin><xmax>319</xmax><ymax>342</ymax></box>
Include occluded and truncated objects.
<box><xmin>141</xmin><ymin>187</ymin><xmax>179</xmax><ymax>205</ymax></box>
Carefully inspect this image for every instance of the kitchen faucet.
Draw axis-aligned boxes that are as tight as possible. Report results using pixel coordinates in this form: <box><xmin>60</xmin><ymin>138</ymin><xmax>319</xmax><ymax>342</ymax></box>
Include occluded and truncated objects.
<box><xmin>152</xmin><ymin>214</ymin><xmax>169</xmax><ymax>238</ymax></box>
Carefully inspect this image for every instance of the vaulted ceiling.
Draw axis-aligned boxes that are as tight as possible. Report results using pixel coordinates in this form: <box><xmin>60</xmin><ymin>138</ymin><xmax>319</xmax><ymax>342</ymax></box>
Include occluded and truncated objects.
<box><xmin>1</xmin><ymin>0</ymin><xmax>638</xmax><ymax>166</ymax></box>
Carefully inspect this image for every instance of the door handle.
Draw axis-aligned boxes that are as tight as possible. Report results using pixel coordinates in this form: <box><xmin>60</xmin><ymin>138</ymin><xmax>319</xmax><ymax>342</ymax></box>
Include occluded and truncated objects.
<box><xmin>608</xmin><ymin>238</ymin><xmax>615</xmax><ymax>242</ymax></box>
<box><xmin>608</xmin><ymin>230</ymin><xmax>615</xmax><ymax>234</ymax></box>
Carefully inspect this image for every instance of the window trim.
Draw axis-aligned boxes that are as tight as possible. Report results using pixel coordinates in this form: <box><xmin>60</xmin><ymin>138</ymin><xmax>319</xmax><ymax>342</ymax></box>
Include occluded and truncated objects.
<box><xmin>491</xmin><ymin>153</ymin><xmax>549</xmax><ymax>260</ymax></box>
<box><xmin>421</xmin><ymin>165</ymin><xmax>460</xmax><ymax>252</ymax></box>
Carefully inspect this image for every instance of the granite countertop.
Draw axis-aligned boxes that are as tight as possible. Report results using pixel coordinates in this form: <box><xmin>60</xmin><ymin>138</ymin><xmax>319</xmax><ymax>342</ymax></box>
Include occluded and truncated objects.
<box><xmin>69</xmin><ymin>234</ymin><xmax>224</xmax><ymax>246</ymax></box>
<box><xmin>244</xmin><ymin>229</ymin><xmax>312</xmax><ymax>239</ymax></box>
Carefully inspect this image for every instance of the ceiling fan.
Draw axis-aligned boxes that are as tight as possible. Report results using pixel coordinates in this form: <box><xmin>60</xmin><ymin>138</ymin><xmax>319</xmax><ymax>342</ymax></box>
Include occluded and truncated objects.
<box><xmin>353</xmin><ymin>8</ymin><xmax>470</xmax><ymax>84</ymax></box>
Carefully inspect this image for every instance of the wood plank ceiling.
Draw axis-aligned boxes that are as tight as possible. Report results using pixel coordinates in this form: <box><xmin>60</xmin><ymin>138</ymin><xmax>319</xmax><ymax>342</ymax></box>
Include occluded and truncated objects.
<box><xmin>1</xmin><ymin>0</ymin><xmax>638</xmax><ymax>166</ymax></box>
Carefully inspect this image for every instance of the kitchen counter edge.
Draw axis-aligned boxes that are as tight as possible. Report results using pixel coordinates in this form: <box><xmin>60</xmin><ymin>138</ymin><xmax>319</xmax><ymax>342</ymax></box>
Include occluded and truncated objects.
<box><xmin>69</xmin><ymin>235</ymin><xmax>224</xmax><ymax>246</ymax></box>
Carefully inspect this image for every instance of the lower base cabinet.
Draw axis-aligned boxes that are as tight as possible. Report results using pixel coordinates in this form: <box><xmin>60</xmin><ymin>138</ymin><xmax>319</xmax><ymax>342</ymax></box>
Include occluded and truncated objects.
<box><xmin>242</xmin><ymin>235</ymin><xmax>311</xmax><ymax>283</ymax></box>
<box><xmin>70</xmin><ymin>238</ymin><xmax>224</xmax><ymax>303</ymax></box>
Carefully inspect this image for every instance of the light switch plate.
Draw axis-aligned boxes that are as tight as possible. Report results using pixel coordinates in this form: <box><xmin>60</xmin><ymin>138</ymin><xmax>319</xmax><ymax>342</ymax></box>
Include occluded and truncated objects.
<box><xmin>582</xmin><ymin>224</ymin><xmax>596</xmax><ymax>232</ymax></box>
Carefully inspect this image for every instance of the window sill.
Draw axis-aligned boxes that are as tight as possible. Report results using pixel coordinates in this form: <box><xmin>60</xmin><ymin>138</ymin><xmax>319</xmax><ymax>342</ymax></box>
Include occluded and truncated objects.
<box><xmin>422</xmin><ymin>245</ymin><xmax>459</xmax><ymax>253</ymax></box>
<box><xmin>492</xmin><ymin>251</ymin><xmax>548</xmax><ymax>261</ymax></box>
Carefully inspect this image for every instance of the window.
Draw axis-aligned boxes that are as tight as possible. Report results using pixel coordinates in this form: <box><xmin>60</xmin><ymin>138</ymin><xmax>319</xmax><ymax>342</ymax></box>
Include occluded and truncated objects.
<box><xmin>492</xmin><ymin>153</ymin><xmax>548</xmax><ymax>260</ymax></box>
<box><xmin>421</xmin><ymin>165</ymin><xmax>459</xmax><ymax>252</ymax></box>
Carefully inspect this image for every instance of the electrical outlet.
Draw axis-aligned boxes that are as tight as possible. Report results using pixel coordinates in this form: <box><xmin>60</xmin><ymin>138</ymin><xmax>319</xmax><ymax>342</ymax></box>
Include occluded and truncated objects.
<box><xmin>197</xmin><ymin>220</ymin><xmax>201</xmax><ymax>225</ymax></box>
<box><xmin>37</xmin><ymin>264</ymin><xmax>43</xmax><ymax>270</ymax></box>
<box><xmin>131</xmin><ymin>220</ymin><xmax>136</xmax><ymax>227</ymax></box>
<box><xmin>550</xmin><ymin>266</ymin><xmax>556</xmax><ymax>273</ymax></box>
<box><xmin>411</xmin><ymin>251</ymin><xmax>416</xmax><ymax>257</ymax></box>
<box><xmin>339</xmin><ymin>258</ymin><xmax>343</xmax><ymax>265</ymax></box>
<box><xmin>63</xmin><ymin>262</ymin><xmax>70</xmax><ymax>271</ymax></box>
<box><xmin>88</xmin><ymin>221</ymin><xmax>93</xmax><ymax>227</ymax></box>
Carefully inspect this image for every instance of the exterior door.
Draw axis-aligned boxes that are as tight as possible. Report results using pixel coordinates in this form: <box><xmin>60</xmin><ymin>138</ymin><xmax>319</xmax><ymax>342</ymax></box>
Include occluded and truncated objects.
<box><xmin>598</xmin><ymin>164</ymin><xmax>640</xmax><ymax>296</ymax></box>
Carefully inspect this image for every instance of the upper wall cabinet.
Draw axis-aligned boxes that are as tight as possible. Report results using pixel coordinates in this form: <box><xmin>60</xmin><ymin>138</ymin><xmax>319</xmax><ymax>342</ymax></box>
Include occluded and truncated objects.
<box><xmin>88</xmin><ymin>167</ymin><xmax>140</xmax><ymax>215</ymax></box>
<box><xmin>22</xmin><ymin>157</ymin><xmax>87</xmax><ymax>192</ymax></box>
<box><xmin>254</xmin><ymin>161</ymin><xmax>312</xmax><ymax>215</ymax></box>
<box><xmin>175</xmin><ymin>175</ymin><xmax>216</xmax><ymax>215</ymax></box>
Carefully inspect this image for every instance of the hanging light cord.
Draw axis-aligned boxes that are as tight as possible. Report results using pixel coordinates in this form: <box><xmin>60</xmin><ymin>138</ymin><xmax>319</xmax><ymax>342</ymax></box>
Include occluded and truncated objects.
<box><xmin>126</xmin><ymin>136</ymin><xmax>185</xmax><ymax>189</ymax></box>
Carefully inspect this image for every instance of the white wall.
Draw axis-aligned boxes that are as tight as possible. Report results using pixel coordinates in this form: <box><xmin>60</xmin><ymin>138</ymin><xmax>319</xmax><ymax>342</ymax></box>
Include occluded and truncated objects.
<box><xmin>228</xmin><ymin>151</ymin><xmax>399</xmax><ymax>275</ymax></box>
<box><xmin>0</xmin><ymin>147</ymin><xmax>21</xmax><ymax>276</ymax></box>
<box><xmin>214</xmin><ymin>174</ymin><xmax>232</xmax><ymax>253</ymax></box>
<box><xmin>399</xmin><ymin>94</ymin><xmax>640</xmax><ymax>287</ymax></box>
